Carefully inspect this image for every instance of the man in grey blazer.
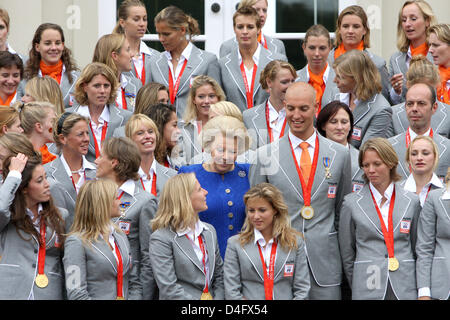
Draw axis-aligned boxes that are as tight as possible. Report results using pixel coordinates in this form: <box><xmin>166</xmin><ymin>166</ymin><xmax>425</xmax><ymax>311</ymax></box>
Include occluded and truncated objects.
<box><xmin>249</xmin><ymin>82</ymin><xmax>352</xmax><ymax>299</ymax></box>
<box><xmin>388</xmin><ymin>83</ymin><xmax>450</xmax><ymax>181</ymax></box>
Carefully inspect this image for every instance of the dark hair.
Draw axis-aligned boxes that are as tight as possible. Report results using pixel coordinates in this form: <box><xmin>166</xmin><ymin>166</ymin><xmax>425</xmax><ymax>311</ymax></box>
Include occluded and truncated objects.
<box><xmin>24</xmin><ymin>23</ymin><xmax>78</xmax><ymax>82</ymax></box>
<box><xmin>316</xmin><ymin>100</ymin><xmax>354</xmax><ymax>143</ymax></box>
<box><xmin>405</xmin><ymin>82</ymin><xmax>437</xmax><ymax>106</ymax></box>
<box><xmin>102</xmin><ymin>137</ymin><xmax>141</xmax><ymax>182</ymax></box>
<box><xmin>0</xmin><ymin>51</ymin><xmax>23</xmax><ymax>79</ymax></box>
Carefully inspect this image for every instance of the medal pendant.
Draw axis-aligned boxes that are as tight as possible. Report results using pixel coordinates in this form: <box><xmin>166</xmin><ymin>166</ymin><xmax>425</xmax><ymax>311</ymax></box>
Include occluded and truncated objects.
<box><xmin>325</xmin><ymin>168</ymin><xmax>332</xmax><ymax>179</ymax></box>
<box><xmin>301</xmin><ymin>206</ymin><xmax>314</xmax><ymax>220</ymax></box>
<box><xmin>200</xmin><ymin>292</ymin><xmax>213</xmax><ymax>300</ymax></box>
<box><xmin>35</xmin><ymin>274</ymin><xmax>49</xmax><ymax>288</ymax></box>
<box><xmin>388</xmin><ymin>257</ymin><xmax>399</xmax><ymax>272</ymax></box>
<box><xmin>116</xmin><ymin>296</ymin><xmax>125</xmax><ymax>300</ymax></box>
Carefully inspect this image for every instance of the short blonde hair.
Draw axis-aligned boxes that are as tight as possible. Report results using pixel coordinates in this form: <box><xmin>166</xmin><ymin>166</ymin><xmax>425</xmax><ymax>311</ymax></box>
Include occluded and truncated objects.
<box><xmin>209</xmin><ymin>101</ymin><xmax>243</xmax><ymax>122</ymax></box>
<box><xmin>19</xmin><ymin>101</ymin><xmax>56</xmax><ymax>136</ymax></box>
<box><xmin>183</xmin><ymin>75</ymin><xmax>226</xmax><ymax>123</ymax></box>
<box><xmin>406</xmin><ymin>135</ymin><xmax>439</xmax><ymax>171</ymax></box>
<box><xmin>406</xmin><ymin>55</ymin><xmax>440</xmax><ymax>88</ymax></box>
<box><xmin>69</xmin><ymin>179</ymin><xmax>121</xmax><ymax>245</ymax></box>
<box><xmin>335</xmin><ymin>5</ymin><xmax>370</xmax><ymax>48</ymax></box>
<box><xmin>428</xmin><ymin>23</ymin><xmax>450</xmax><ymax>45</ymax></box>
<box><xmin>233</xmin><ymin>6</ymin><xmax>261</xmax><ymax>30</ymax></box>
<box><xmin>151</xmin><ymin>173</ymin><xmax>198</xmax><ymax>232</ymax></box>
<box><xmin>359</xmin><ymin>138</ymin><xmax>402</xmax><ymax>183</ymax></box>
<box><xmin>125</xmin><ymin>113</ymin><xmax>160</xmax><ymax>145</ymax></box>
<box><xmin>200</xmin><ymin>115</ymin><xmax>250</xmax><ymax>155</ymax></box>
<box><xmin>397</xmin><ymin>0</ymin><xmax>437</xmax><ymax>52</ymax></box>
<box><xmin>259</xmin><ymin>60</ymin><xmax>296</xmax><ymax>90</ymax></box>
<box><xmin>238</xmin><ymin>0</ymin><xmax>268</xmax><ymax>9</ymax></box>
<box><xmin>101</xmin><ymin>137</ymin><xmax>141</xmax><ymax>182</ymax></box>
<box><xmin>24</xmin><ymin>76</ymin><xmax>65</xmax><ymax>115</ymax></box>
<box><xmin>333</xmin><ymin>50</ymin><xmax>381</xmax><ymax>101</ymax></box>
<box><xmin>92</xmin><ymin>33</ymin><xmax>126</xmax><ymax>77</ymax></box>
<box><xmin>74</xmin><ymin>62</ymin><xmax>118</xmax><ymax>106</ymax></box>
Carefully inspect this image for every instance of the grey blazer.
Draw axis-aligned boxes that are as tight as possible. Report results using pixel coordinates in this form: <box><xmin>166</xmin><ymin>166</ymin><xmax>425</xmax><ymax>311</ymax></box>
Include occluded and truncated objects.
<box><xmin>295</xmin><ymin>65</ymin><xmax>338</xmax><ymax>108</ymax></box>
<box><xmin>149</xmin><ymin>223</ymin><xmax>225</xmax><ymax>300</ymax></box>
<box><xmin>331</xmin><ymin>91</ymin><xmax>393</xmax><ymax>149</ymax></box>
<box><xmin>388</xmin><ymin>51</ymin><xmax>434</xmax><ymax>103</ymax></box>
<box><xmin>149</xmin><ymin>44</ymin><xmax>221</xmax><ymax>118</ymax></box>
<box><xmin>121</xmin><ymin>74</ymin><xmax>142</xmax><ymax>113</ymax></box>
<box><xmin>63</xmin><ymin>229</ymin><xmax>138</xmax><ymax>300</ymax></box>
<box><xmin>218</xmin><ymin>47</ymin><xmax>287</xmax><ymax>113</ymax></box>
<box><xmin>179</xmin><ymin>121</ymin><xmax>202</xmax><ymax>164</ymax></box>
<box><xmin>224</xmin><ymin>234</ymin><xmax>310</xmax><ymax>300</ymax></box>
<box><xmin>242</xmin><ymin>101</ymin><xmax>290</xmax><ymax>150</ymax></box>
<box><xmin>249</xmin><ymin>133</ymin><xmax>352</xmax><ymax>290</ymax></box>
<box><xmin>154</xmin><ymin>161</ymin><xmax>177</xmax><ymax>198</ymax></box>
<box><xmin>66</xmin><ymin>104</ymin><xmax>133</xmax><ymax>163</ymax></box>
<box><xmin>348</xmin><ymin>144</ymin><xmax>366</xmax><ymax>193</ymax></box>
<box><xmin>338</xmin><ymin>183</ymin><xmax>421</xmax><ymax>300</ymax></box>
<box><xmin>0</xmin><ymin>174</ymin><xmax>69</xmax><ymax>300</ymax></box>
<box><xmin>329</xmin><ymin>48</ymin><xmax>391</xmax><ymax>101</ymax></box>
<box><xmin>388</xmin><ymin>131</ymin><xmax>450</xmax><ymax>180</ymax></box>
<box><xmin>389</xmin><ymin>100</ymin><xmax>450</xmax><ymax>139</ymax></box>
<box><xmin>44</xmin><ymin>157</ymin><xmax>97</xmax><ymax>229</ymax></box>
<box><xmin>17</xmin><ymin>70</ymin><xmax>80</xmax><ymax>109</ymax></box>
<box><xmin>124</xmin><ymin>45</ymin><xmax>160</xmax><ymax>86</ymax></box>
<box><xmin>416</xmin><ymin>188</ymin><xmax>450</xmax><ymax>300</ymax></box>
<box><xmin>113</xmin><ymin>180</ymin><xmax>158</xmax><ymax>299</ymax></box>
<box><xmin>219</xmin><ymin>35</ymin><xmax>287</xmax><ymax>59</ymax></box>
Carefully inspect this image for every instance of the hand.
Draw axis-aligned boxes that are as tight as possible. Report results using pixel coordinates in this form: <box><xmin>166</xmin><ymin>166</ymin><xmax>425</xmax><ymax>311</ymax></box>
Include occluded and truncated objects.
<box><xmin>418</xmin><ymin>296</ymin><xmax>432</xmax><ymax>300</ymax></box>
<box><xmin>390</xmin><ymin>73</ymin><xmax>404</xmax><ymax>95</ymax></box>
<box><xmin>8</xmin><ymin>153</ymin><xmax>28</xmax><ymax>173</ymax></box>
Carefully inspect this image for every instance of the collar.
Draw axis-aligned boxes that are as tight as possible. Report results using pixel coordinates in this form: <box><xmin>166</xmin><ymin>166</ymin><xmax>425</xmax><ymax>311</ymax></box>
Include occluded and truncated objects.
<box><xmin>164</xmin><ymin>41</ymin><xmax>193</xmax><ymax>62</ymax></box>
<box><xmin>267</xmin><ymin>100</ymin><xmax>286</xmax><ymax>122</ymax></box>
<box><xmin>288</xmin><ymin>130</ymin><xmax>317</xmax><ymax>149</ymax></box>
<box><xmin>443</xmin><ymin>186</ymin><xmax>450</xmax><ymax>200</ymax></box>
<box><xmin>60</xmin><ymin>154</ymin><xmax>96</xmax><ymax>177</ymax></box>
<box><xmin>120</xmin><ymin>73</ymin><xmax>128</xmax><ymax>89</ymax></box>
<box><xmin>369</xmin><ymin>182</ymin><xmax>395</xmax><ymax>204</ymax></box>
<box><xmin>139</xmin><ymin>41</ymin><xmax>152</xmax><ymax>56</ymax></box>
<box><xmin>176</xmin><ymin>219</ymin><xmax>209</xmax><ymax>238</ymax></box>
<box><xmin>26</xmin><ymin>203</ymin><xmax>44</xmax><ymax>226</ymax></box>
<box><xmin>6</xmin><ymin>43</ymin><xmax>17</xmax><ymax>55</ymax></box>
<box><xmin>118</xmin><ymin>179</ymin><xmax>136</xmax><ymax>197</ymax></box>
<box><xmin>238</xmin><ymin>43</ymin><xmax>262</xmax><ymax>66</ymax></box>
<box><xmin>77</xmin><ymin>105</ymin><xmax>110</xmax><ymax>123</ymax></box>
<box><xmin>306</xmin><ymin>63</ymin><xmax>330</xmax><ymax>82</ymax></box>
<box><xmin>138</xmin><ymin>161</ymin><xmax>157</xmax><ymax>179</ymax></box>
<box><xmin>339</xmin><ymin>92</ymin><xmax>360</xmax><ymax>106</ymax></box>
<box><xmin>408</xmin><ymin>127</ymin><xmax>432</xmax><ymax>141</ymax></box>
<box><xmin>404</xmin><ymin>173</ymin><xmax>444</xmax><ymax>193</ymax></box>
<box><xmin>253</xmin><ymin>228</ymin><xmax>274</xmax><ymax>246</ymax></box>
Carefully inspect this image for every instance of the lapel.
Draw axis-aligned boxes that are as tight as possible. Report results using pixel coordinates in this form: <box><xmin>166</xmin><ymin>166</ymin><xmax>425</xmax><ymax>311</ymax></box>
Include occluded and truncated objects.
<box><xmin>173</xmin><ymin>231</ymin><xmax>205</xmax><ymax>274</ymax></box>
<box><xmin>182</xmin><ymin>123</ymin><xmax>201</xmax><ymax>155</ymax></box>
<box><xmin>254</xmin><ymin>48</ymin><xmax>272</xmax><ymax>98</ymax></box>
<box><xmin>107</xmin><ymin>105</ymin><xmax>125</xmax><ymax>139</ymax></box>
<box><xmin>353</xmin><ymin>95</ymin><xmax>376</xmax><ymax>125</ymax></box>
<box><xmin>177</xmin><ymin>44</ymin><xmax>203</xmax><ymax>96</ymax></box>
<box><xmin>311</xmin><ymin>135</ymin><xmax>336</xmax><ymax>199</ymax></box>
<box><xmin>435</xmin><ymin>134</ymin><xmax>448</xmax><ymax>159</ymax></box>
<box><xmin>224</xmin><ymin>50</ymin><xmax>246</xmax><ymax>99</ymax></box>
<box><xmin>394</xmin><ymin>103</ymin><xmax>408</xmax><ymax>132</ymax></box>
<box><xmin>274</xmin><ymin>244</ymin><xmax>291</xmax><ymax>280</ymax></box>
<box><xmin>242</xmin><ymin>241</ymin><xmax>265</xmax><ymax>281</ymax></box>
<box><xmin>118</xmin><ymin>185</ymin><xmax>138</xmax><ymax>219</ymax></box>
<box><xmin>395</xmin><ymin>52</ymin><xmax>409</xmax><ymax>76</ymax></box>
<box><xmin>439</xmin><ymin>192</ymin><xmax>450</xmax><ymax>222</ymax></box>
<box><xmin>277</xmin><ymin>136</ymin><xmax>304</xmax><ymax>200</ymax></box>
<box><xmin>434</xmin><ymin>102</ymin><xmax>448</xmax><ymax>133</ymax></box>
<box><xmin>60</xmin><ymin>71</ymin><xmax>75</xmax><ymax>101</ymax></box>
<box><xmin>202</xmin><ymin>228</ymin><xmax>216</xmax><ymax>282</ymax></box>
<box><xmin>393</xmin><ymin>133</ymin><xmax>408</xmax><ymax>177</ymax></box>
<box><xmin>48</xmin><ymin>157</ymin><xmax>77</xmax><ymax>202</ymax></box>
<box><xmin>251</xmin><ymin>103</ymin><xmax>269</xmax><ymax>145</ymax></box>
<box><xmin>296</xmin><ymin>67</ymin><xmax>308</xmax><ymax>82</ymax></box>
<box><xmin>155</xmin><ymin>54</ymin><xmax>170</xmax><ymax>86</ymax></box>
<box><xmin>92</xmin><ymin>235</ymin><xmax>119</xmax><ymax>273</ymax></box>
<box><xmin>392</xmin><ymin>185</ymin><xmax>413</xmax><ymax>233</ymax></box>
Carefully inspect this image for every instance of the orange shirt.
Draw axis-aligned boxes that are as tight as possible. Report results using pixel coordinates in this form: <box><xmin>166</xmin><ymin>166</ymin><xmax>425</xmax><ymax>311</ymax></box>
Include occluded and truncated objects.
<box><xmin>438</xmin><ymin>65</ymin><xmax>450</xmax><ymax>104</ymax></box>
<box><xmin>410</xmin><ymin>42</ymin><xmax>429</xmax><ymax>58</ymax></box>
<box><xmin>334</xmin><ymin>41</ymin><xmax>365</xmax><ymax>60</ymax></box>
<box><xmin>0</xmin><ymin>91</ymin><xmax>16</xmax><ymax>106</ymax></box>
<box><xmin>308</xmin><ymin>64</ymin><xmax>327</xmax><ymax>117</ymax></box>
<box><xmin>40</xmin><ymin>60</ymin><xmax>63</xmax><ymax>84</ymax></box>
<box><xmin>40</xmin><ymin>145</ymin><xmax>56</xmax><ymax>164</ymax></box>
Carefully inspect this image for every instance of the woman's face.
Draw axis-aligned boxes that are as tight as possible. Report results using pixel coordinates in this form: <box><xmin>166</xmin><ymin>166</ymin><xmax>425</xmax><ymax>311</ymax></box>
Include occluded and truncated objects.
<box><xmin>21</xmin><ymin>90</ymin><xmax>35</xmax><ymax>104</ymax></box>
<box><xmin>35</xmin><ymin>28</ymin><xmax>64</xmax><ymax>66</ymax></box>
<box><xmin>155</xmin><ymin>21</ymin><xmax>186</xmax><ymax>53</ymax></box>
<box><xmin>234</xmin><ymin>14</ymin><xmax>260</xmax><ymax>48</ymax></box>
<box><xmin>334</xmin><ymin>71</ymin><xmax>356</xmax><ymax>94</ymax></box>
<box><xmin>322</xmin><ymin>108</ymin><xmax>351</xmax><ymax>146</ymax></box>
<box><xmin>339</xmin><ymin>14</ymin><xmax>367</xmax><ymax>48</ymax></box>
<box><xmin>111</xmin><ymin>196</ymin><xmax>121</xmax><ymax>218</ymax></box>
<box><xmin>266</xmin><ymin>67</ymin><xmax>295</xmax><ymax>102</ymax></box>
<box><xmin>4</xmin><ymin>117</ymin><xmax>23</xmax><ymax>134</ymax></box>
<box><xmin>83</xmin><ymin>74</ymin><xmax>111</xmax><ymax>108</ymax></box>
<box><xmin>252</xmin><ymin>0</ymin><xmax>268</xmax><ymax>28</ymax></box>
<box><xmin>0</xmin><ymin>18</ymin><xmax>8</xmax><ymax>50</ymax></box>
<box><xmin>132</xmin><ymin>122</ymin><xmax>157</xmax><ymax>156</ymax></box>
<box><xmin>409</xmin><ymin>139</ymin><xmax>436</xmax><ymax>176</ymax></box>
<box><xmin>157</xmin><ymin>89</ymin><xmax>169</xmax><ymax>104</ymax></box>
<box><xmin>120</xmin><ymin>5</ymin><xmax>147</xmax><ymax>39</ymax></box>
<box><xmin>94</xmin><ymin>148</ymin><xmax>116</xmax><ymax>179</ymax></box>
<box><xmin>401</xmin><ymin>3</ymin><xmax>429</xmax><ymax>44</ymax></box>
<box><xmin>190</xmin><ymin>179</ymin><xmax>208</xmax><ymax>213</ymax></box>
<box><xmin>114</xmin><ymin>38</ymin><xmax>133</xmax><ymax>73</ymax></box>
<box><xmin>23</xmin><ymin>165</ymin><xmax>51</xmax><ymax>206</ymax></box>
<box><xmin>362</xmin><ymin>149</ymin><xmax>392</xmax><ymax>188</ymax></box>
<box><xmin>163</xmin><ymin>111</ymin><xmax>180</xmax><ymax>149</ymax></box>
<box><xmin>303</xmin><ymin>35</ymin><xmax>331</xmax><ymax>71</ymax></box>
<box><xmin>61</xmin><ymin>120</ymin><xmax>90</xmax><ymax>156</ymax></box>
<box><xmin>0</xmin><ymin>65</ymin><xmax>20</xmax><ymax>98</ymax></box>
<box><xmin>428</xmin><ymin>33</ymin><xmax>450</xmax><ymax>67</ymax></box>
<box><xmin>210</xmin><ymin>134</ymin><xmax>238</xmax><ymax>174</ymax></box>
<box><xmin>193</xmin><ymin>84</ymin><xmax>219</xmax><ymax>120</ymax></box>
<box><xmin>247</xmin><ymin>196</ymin><xmax>276</xmax><ymax>236</ymax></box>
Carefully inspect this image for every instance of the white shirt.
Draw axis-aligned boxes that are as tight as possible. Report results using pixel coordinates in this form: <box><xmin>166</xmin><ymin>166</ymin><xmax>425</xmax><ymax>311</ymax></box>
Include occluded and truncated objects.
<box><xmin>177</xmin><ymin>220</ymin><xmax>210</xmax><ymax>288</ymax></box>
<box><xmin>408</xmin><ymin>127</ymin><xmax>432</xmax><ymax>141</ymax></box>
<box><xmin>132</xmin><ymin>41</ymin><xmax>152</xmax><ymax>79</ymax></box>
<box><xmin>138</xmin><ymin>161</ymin><xmax>157</xmax><ymax>193</ymax></box>
<box><xmin>339</xmin><ymin>92</ymin><xmax>360</xmax><ymax>108</ymax></box>
<box><xmin>77</xmin><ymin>105</ymin><xmax>110</xmax><ymax>151</ymax></box>
<box><xmin>164</xmin><ymin>41</ymin><xmax>193</xmax><ymax>82</ymax></box>
<box><xmin>118</xmin><ymin>179</ymin><xmax>136</xmax><ymax>199</ymax></box>
<box><xmin>369</xmin><ymin>182</ymin><xmax>395</xmax><ymax>230</ymax></box>
<box><xmin>254</xmin><ymin>229</ymin><xmax>277</xmax><ymax>273</ymax></box>
<box><xmin>115</xmin><ymin>74</ymin><xmax>128</xmax><ymax>109</ymax></box>
<box><xmin>403</xmin><ymin>173</ymin><xmax>444</xmax><ymax>207</ymax></box>
<box><xmin>99</xmin><ymin>225</ymin><xmax>120</xmax><ymax>263</ymax></box>
<box><xmin>59</xmin><ymin>154</ymin><xmax>96</xmax><ymax>194</ymax></box>
<box><xmin>288</xmin><ymin>130</ymin><xmax>316</xmax><ymax>163</ymax></box>
<box><xmin>238</xmin><ymin>43</ymin><xmax>262</xmax><ymax>86</ymax></box>
<box><xmin>267</xmin><ymin>100</ymin><xmax>286</xmax><ymax>141</ymax></box>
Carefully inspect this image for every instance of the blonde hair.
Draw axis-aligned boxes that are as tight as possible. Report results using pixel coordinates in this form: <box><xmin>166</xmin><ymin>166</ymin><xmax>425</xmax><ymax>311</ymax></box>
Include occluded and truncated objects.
<box><xmin>151</xmin><ymin>173</ymin><xmax>198</xmax><ymax>232</ymax></box>
<box><xmin>113</xmin><ymin>0</ymin><xmax>147</xmax><ymax>34</ymax></box>
<box><xmin>406</xmin><ymin>55</ymin><xmax>440</xmax><ymax>88</ymax></box>
<box><xmin>74</xmin><ymin>62</ymin><xmax>118</xmax><ymax>106</ymax></box>
<box><xmin>334</xmin><ymin>5</ymin><xmax>370</xmax><ymax>48</ymax></box>
<box><xmin>397</xmin><ymin>0</ymin><xmax>437</xmax><ymax>52</ymax></box>
<box><xmin>134</xmin><ymin>82</ymin><xmax>169</xmax><ymax>114</ymax></box>
<box><xmin>304</xmin><ymin>24</ymin><xmax>332</xmax><ymax>48</ymax></box>
<box><xmin>101</xmin><ymin>137</ymin><xmax>141</xmax><ymax>182</ymax></box>
<box><xmin>0</xmin><ymin>105</ymin><xmax>20</xmax><ymax>135</ymax></box>
<box><xmin>238</xmin><ymin>0</ymin><xmax>268</xmax><ymax>9</ymax></box>
<box><xmin>0</xmin><ymin>132</ymin><xmax>39</xmax><ymax>162</ymax></box>
<box><xmin>53</xmin><ymin>112</ymin><xmax>89</xmax><ymax>152</ymax></box>
<box><xmin>333</xmin><ymin>50</ymin><xmax>381</xmax><ymax>101</ymax></box>
<box><xmin>233</xmin><ymin>6</ymin><xmax>261</xmax><ymax>30</ymax></box>
<box><xmin>125</xmin><ymin>113</ymin><xmax>160</xmax><ymax>145</ymax></box>
<box><xmin>406</xmin><ymin>135</ymin><xmax>439</xmax><ymax>171</ymax></box>
<box><xmin>24</xmin><ymin>76</ymin><xmax>65</xmax><ymax>115</ymax></box>
<box><xmin>154</xmin><ymin>6</ymin><xmax>200</xmax><ymax>41</ymax></box>
<box><xmin>200</xmin><ymin>115</ymin><xmax>250</xmax><ymax>155</ymax></box>
<box><xmin>209</xmin><ymin>101</ymin><xmax>243</xmax><ymax>122</ymax></box>
<box><xmin>0</xmin><ymin>8</ymin><xmax>10</xmax><ymax>31</ymax></box>
<box><xmin>92</xmin><ymin>33</ymin><xmax>126</xmax><ymax>77</ymax></box>
<box><xmin>18</xmin><ymin>101</ymin><xmax>56</xmax><ymax>135</ymax></box>
<box><xmin>183</xmin><ymin>75</ymin><xmax>226</xmax><ymax>123</ymax></box>
<box><xmin>359</xmin><ymin>138</ymin><xmax>402</xmax><ymax>183</ymax></box>
<box><xmin>428</xmin><ymin>23</ymin><xmax>450</xmax><ymax>45</ymax></box>
<box><xmin>239</xmin><ymin>183</ymin><xmax>301</xmax><ymax>251</ymax></box>
<box><xmin>69</xmin><ymin>179</ymin><xmax>120</xmax><ymax>246</ymax></box>
<box><xmin>259</xmin><ymin>60</ymin><xmax>296</xmax><ymax>90</ymax></box>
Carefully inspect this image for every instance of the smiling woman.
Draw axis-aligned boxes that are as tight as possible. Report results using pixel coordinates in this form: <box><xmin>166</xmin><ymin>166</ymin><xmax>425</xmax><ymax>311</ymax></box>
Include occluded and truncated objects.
<box><xmin>0</xmin><ymin>51</ymin><xmax>22</xmax><ymax>106</ymax></box>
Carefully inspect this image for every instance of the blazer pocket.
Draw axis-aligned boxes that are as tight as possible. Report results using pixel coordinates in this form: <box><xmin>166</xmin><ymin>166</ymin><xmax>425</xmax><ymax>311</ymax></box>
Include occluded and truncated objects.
<box><xmin>0</xmin><ymin>264</ymin><xmax>24</xmax><ymax>297</ymax></box>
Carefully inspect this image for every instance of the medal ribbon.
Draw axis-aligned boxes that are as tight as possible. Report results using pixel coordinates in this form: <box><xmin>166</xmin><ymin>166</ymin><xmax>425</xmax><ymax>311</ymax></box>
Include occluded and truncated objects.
<box><xmin>257</xmin><ymin>241</ymin><xmax>277</xmax><ymax>300</ymax></box>
<box><xmin>133</xmin><ymin>53</ymin><xmax>146</xmax><ymax>86</ymax></box>
<box><xmin>89</xmin><ymin>121</ymin><xmax>108</xmax><ymax>159</ymax></box>
<box><xmin>265</xmin><ymin>101</ymin><xmax>287</xmax><ymax>142</ymax></box>
<box><xmin>121</xmin><ymin>88</ymin><xmax>127</xmax><ymax>110</ymax></box>
<box><xmin>288</xmin><ymin>135</ymin><xmax>320</xmax><ymax>206</ymax></box>
<box><xmin>37</xmin><ymin>219</ymin><xmax>47</xmax><ymax>279</ymax></box>
<box><xmin>186</xmin><ymin>234</ymin><xmax>209</xmax><ymax>293</ymax></box>
<box><xmin>140</xmin><ymin>172</ymin><xmax>157</xmax><ymax>196</ymax></box>
<box><xmin>240</xmin><ymin>61</ymin><xmax>258</xmax><ymax>109</ymax></box>
<box><xmin>257</xmin><ymin>33</ymin><xmax>268</xmax><ymax>49</ymax></box>
<box><xmin>70</xmin><ymin>170</ymin><xmax>86</xmax><ymax>193</ymax></box>
<box><xmin>168</xmin><ymin>59</ymin><xmax>188</xmax><ymax>104</ymax></box>
<box><xmin>114</xmin><ymin>242</ymin><xmax>124</xmax><ymax>299</ymax></box>
<box><xmin>369</xmin><ymin>186</ymin><xmax>396</xmax><ymax>259</ymax></box>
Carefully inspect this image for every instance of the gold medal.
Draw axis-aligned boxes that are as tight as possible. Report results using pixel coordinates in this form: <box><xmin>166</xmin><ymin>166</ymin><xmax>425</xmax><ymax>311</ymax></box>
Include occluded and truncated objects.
<box><xmin>116</xmin><ymin>296</ymin><xmax>125</xmax><ymax>300</ymax></box>
<box><xmin>301</xmin><ymin>206</ymin><xmax>314</xmax><ymax>220</ymax></box>
<box><xmin>200</xmin><ymin>292</ymin><xmax>213</xmax><ymax>300</ymax></box>
<box><xmin>388</xmin><ymin>257</ymin><xmax>399</xmax><ymax>272</ymax></box>
<box><xmin>35</xmin><ymin>274</ymin><xmax>49</xmax><ymax>288</ymax></box>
